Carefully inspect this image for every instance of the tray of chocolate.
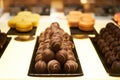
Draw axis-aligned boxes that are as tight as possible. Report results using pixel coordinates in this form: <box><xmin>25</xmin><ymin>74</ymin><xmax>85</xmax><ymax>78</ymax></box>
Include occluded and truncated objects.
<box><xmin>0</xmin><ymin>32</ymin><xmax>11</xmax><ymax>57</ymax></box>
<box><xmin>28</xmin><ymin>22</ymin><xmax>83</xmax><ymax>77</ymax></box>
<box><xmin>90</xmin><ymin>22</ymin><xmax>120</xmax><ymax>76</ymax></box>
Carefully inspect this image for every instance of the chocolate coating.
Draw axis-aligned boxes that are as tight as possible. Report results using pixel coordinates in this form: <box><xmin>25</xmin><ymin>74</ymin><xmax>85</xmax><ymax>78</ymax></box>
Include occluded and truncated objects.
<box><xmin>97</xmin><ymin>39</ymin><xmax>105</xmax><ymax>45</ymax></box>
<box><xmin>64</xmin><ymin>60</ymin><xmax>78</xmax><ymax>73</ymax></box>
<box><xmin>56</xmin><ymin>49</ymin><xmax>68</xmax><ymax>64</ymax></box>
<box><xmin>111</xmin><ymin>61</ymin><xmax>120</xmax><ymax>73</ymax></box>
<box><xmin>67</xmin><ymin>54</ymin><xmax>76</xmax><ymax>61</ymax></box>
<box><xmin>47</xmin><ymin>60</ymin><xmax>61</xmax><ymax>73</ymax></box>
<box><xmin>35</xmin><ymin>53</ymin><xmax>42</xmax><ymax>62</ymax></box>
<box><xmin>105</xmin><ymin>51</ymin><xmax>114</xmax><ymax>59</ymax></box>
<box><xmin>113</xmin><ymin>46</ymin><xmax>120</xmax><ymax>52</ymax></box>
<box><xmin>107</xmin><ymin>55</ymin><xmax>116</xmax><ymax>65</ymax></box>
<box><xmin>102</xmin><ymin>46</ymin><xmax>110</xmax><ymax>54</ymax></box>
<box><xmin>42</xmin><ymin>48</ymin><xmax>55</xmax><ymax>62</ymax></box>
<box><xmin>99</xmin><ymin>41</ymin><xmax>107</xmax><ymax>50</ymax></box>
<box><xmin>35</xmin><ymin>60</ymin><xmax>47</xmax><ymax>73</ymax></box>
<box><xmin>50</xmin><ymin>37</ymin><xmax>62</xmax><ymax>53</ymax></box>
<box><xmin>110</xmin><ymin>41</ymin><xmax>119</xmax><ymax>49</ymax></box>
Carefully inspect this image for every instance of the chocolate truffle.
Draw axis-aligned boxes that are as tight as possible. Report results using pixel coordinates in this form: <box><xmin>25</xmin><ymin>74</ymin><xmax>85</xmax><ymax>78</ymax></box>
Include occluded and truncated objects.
<box><xmin>47</xmin><ymin>60</ymin><xmax>61</xmax><ymax>73</ymax></box>
<box><xmin>113</xmin><ymin>46</ymin><xmax>120</xmax><ymax>52</ymax></box>
<box><xmin>102</xmin><ymin>46</ymin><xmax>110</xmax><ymax>55</ymax></box>
<box><xmin>97</xmin><ymin>39</ymin><xmax>105</xmax><ymax>46</ymax></box>
<box><xmin>62</xmin><ymin>32</ymin><xmax>70</xmax><ymax>41</ymax></box>
<box><xmin>67</xmin><ymin>54</ymin><xmax>76</xmax><ymax>61</ymax></box>
<box><xmin>64</xmin><ymin>60</ymin><xmax>78</xmax><ymax>73</ymax></box>
<box><xmin>56</xmin><ymin>49</ymin><xmax>68</xmax><ymax>64</ymax></box>
<box><xmin>107</xmin><ymin>55</ymin><xmax>116</xmax><ymax>65</ymax></box>
<box><xmin>111</xmin><ymin>60</ymin><xmax>120</xmax><ymax>73</ymax></box>
<box><xmin>50</xmin><ymin>37</ymin><xmax>62</xmax><ymax>53</ymax></box>
<box><xmin>35</xmin><ymin>53</ymin><xmax>42</xmax><ymax>62</ymax></box>
<box><xmin>110</xmin><ymin>41</ymin><xmax>119</xmax><ymax>49</ymax></box>
<box><xmin>99</xmin><ymin>41</ymin><xmax>107</xmax><ymax>50</ymax></box>
<box><xmin>35</xmin><ymin>60</ymin><xmax>47</xmax><ymax>73</ymax></box>
<box><xmin>100</xmin><ymin>28</ymin><xmax>106</xmax><ymax>35</ymax></box>
<box><xmin>42</xmin><ymin>48</ymin><xmax>55</xmax><ymax>62</ymax></box>
<box><xmin>36</xmin><ymin>48</ymin><xmax>44</xmax><ymax>55</ymax></box>
<box><xmin>104</xmin><ymin>51</ymin><xmax>114</xmax><ymax>59</ymax></box>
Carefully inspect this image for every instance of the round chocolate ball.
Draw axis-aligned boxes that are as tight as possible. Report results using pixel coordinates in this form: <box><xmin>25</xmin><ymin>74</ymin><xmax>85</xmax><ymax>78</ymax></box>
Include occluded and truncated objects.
<box><xmin>42</xmin><ymin>48</ymin><xmax>55</xmax><ymax>62</ymax></box>
<box><xmin>62</xmin><ymin>32</ymin><xmax>70</xmax><ymax>41</ymax></box>
<box><xmin>105</xmin><ymin>51</ymin><xmax>115</xmax><ymax>59</ymax></box>
<box><xmin>35</xmin><ymin>60</ymin><xmax>47</xmax><ymax>73</ymax></box>
<box><xmin>107</xmin><ymin>55</ymin><xmax>116</xmax><ymax>65</ymax></box>
<box><xmin>102</xmin><ymin>32</ymin><xmax>109</xmax><ymax>39</ymax></box>
<box><xmin>97</xmin><ymin>39</ymin><xmax>105</xmax><ymax>46</ymax></box>
<box><xmin>50</xmin><ymin>37</ymin><xmax>62</xmax><ymax>53</ymax></box>
<box><xmin>99</xmin><ymin>41</ymin><xmax>107</xmax><ymax>50</ymax></box>
<box><xmin>67</xmin><ymin>50</ymin><xmax>74</xmax><ymax>56</ymax></box>
<box><xmin>36</xmin><ymin>48</ymin><xmax>44</xmax><ymax>55</ymax></box>
<box><xmin>35</xmin><ymin>53</ymin><xmax>42</xmax><ymax>62</ymax></box>
<box><xmin>113</xmin><ymin>46</ymin><xmax>120</xmax><ymax>53</ymax></box>
<box><xmin>111</xmin><ymin>60</ymin><xmax>120</xmax><ymax>73</ymax></box>
<box><xmin>67</xmin><ymin>54</ymin><xmax>76</xmax><ymax>61</ymax></box>
<box><xmin>102</xmin><ymin>46</ymin><xmax>110</xmax><ymax>55</ymax></box>
<box><xmin>110</xmin><ymin>41</ymin><xmax>119</xmax><ymax>49</ymax></box>
<box><xmin>64</xmin><ymin>60</ymin><xmax>78</xmax><ymax>73</ymax></box>
<box><xmin>47</xmin><ymin>60</ymin><xmax>61</xmax><ymax>73</ymax></box>
<box><xmin>100</xmin><ymin>28</ymin><xmax>106</xmax><ymax>35</ymax></box>
<box><xmin>56</xmin><ymin>49</ymin><xmax>68</xmax><ymax>64</ymax></box>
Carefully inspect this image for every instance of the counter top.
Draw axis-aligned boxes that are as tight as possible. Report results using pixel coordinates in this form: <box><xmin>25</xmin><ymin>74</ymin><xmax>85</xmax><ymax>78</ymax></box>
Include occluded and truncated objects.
<box><xmin>0</xmin><ymin>12</ymin><xmax>120</xmax><ymax>80</ymax></box>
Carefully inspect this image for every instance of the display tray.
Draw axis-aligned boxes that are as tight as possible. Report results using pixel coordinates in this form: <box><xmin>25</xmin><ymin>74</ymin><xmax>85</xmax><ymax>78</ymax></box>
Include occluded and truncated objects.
<box><xmin>90</xmin><ymin>37</ymin><xmax>120</xmax><ymax>76</ymax></box>
<box><xmin>70</xmin><ymin>27</ymin><xmax>97</xmax><ymax>35</ymax></box>
<box><xmin>0</xmin><ymin>37</ymin><xmax>11</xmax><ymax>57</ymax></box>
<box><xmin>7</xmin><ymin>27</ymin><xmax>36</xmax><ymax>35</ymax></box>
<box><xmin>28</xmin><ymin>37</ymin><xmax>83</xmax><ymax>77</ymax></box>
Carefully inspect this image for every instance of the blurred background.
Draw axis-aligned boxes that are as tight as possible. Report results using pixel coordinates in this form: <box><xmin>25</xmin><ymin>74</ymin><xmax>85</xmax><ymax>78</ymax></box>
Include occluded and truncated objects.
<box><xmin>0</xmin><ymin>0</ymin><xmax>120</xmax><ymax>16</ymax></box>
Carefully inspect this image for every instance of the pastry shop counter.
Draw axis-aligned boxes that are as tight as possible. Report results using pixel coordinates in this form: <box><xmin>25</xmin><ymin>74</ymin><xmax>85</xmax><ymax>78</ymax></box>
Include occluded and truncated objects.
<box><xmin>0</xmin><ymin>12</ymin><xmax>120</xmax><ymax>80</ymax></box>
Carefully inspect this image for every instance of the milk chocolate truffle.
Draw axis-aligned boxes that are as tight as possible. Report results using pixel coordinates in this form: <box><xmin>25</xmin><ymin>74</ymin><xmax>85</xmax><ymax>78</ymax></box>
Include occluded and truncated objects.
<box><xmin>35</xmin><ymin>53</ymin><xmax>42</xmax><ymax>62</ymax></box>
<box><xmin>64</xmin><ymin>60</ymin><xmax>78</xmax><ymax>73</ymax></box>
<box><xmin>42</xmin><ymin>48</ymin><xmax>55</xmax><ymax>62</ymax></box>
<box><xmin>62</xmin><ymin>32</ymin><xmax>70</xmax><ymax>41</ymax></box>
<box><xmin>36</xmin><ymin>48</ymin><xmax>44</xmax><ymax>55</ymax></box>
<box><xmin>47</xmin><ymin>60</ymin><xmax>61</xmax><ymax>73</ymax></box>
<box><xmin>50</xmin><ymin>37</ymin><xmax>62</xmax><ymax>53</ymax></box>
<box><xmin>111</xmin><ymin>60</ymin><xmax>120</xmax><ymax>73</ymax></box>
<box><xmin>67</xmin><ymin>54</ymin><xmax>76</xmax><ymax>61</ymax></box>
<box><xmin>35</xmin><ymin>60</ymin><xmax>47</xmax><ymax>73</ymax></box>
<box><xmin>56</xmin><ymin>49</ymin><xmax>68</xmax><ymax>64</ymax></box>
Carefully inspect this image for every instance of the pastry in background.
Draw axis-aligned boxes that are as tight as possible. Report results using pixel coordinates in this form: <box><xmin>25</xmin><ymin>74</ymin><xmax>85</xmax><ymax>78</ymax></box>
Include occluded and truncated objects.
<box><xmin>8</xmin><ymin>11</ymin><xmax>40</xmax><ymax>32</ymax></box>
<box><xmin>67</xmin><ymin>11</ymin><xmax>82</xmax><ymax>27</ymax></box>
<box><xmin>67</xmin><ymin>11</ymin><xmax>95</xmax><ymax>31</ymax></box>
<box><xmin>113</xmin><ymin>12</ymin><xmax>120</xmax><ymax>25</ymax></box>
<box><xmin>78</xmin><ymin>13</ymin><xmax>95</xmax><ymax>31</ymax></box>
